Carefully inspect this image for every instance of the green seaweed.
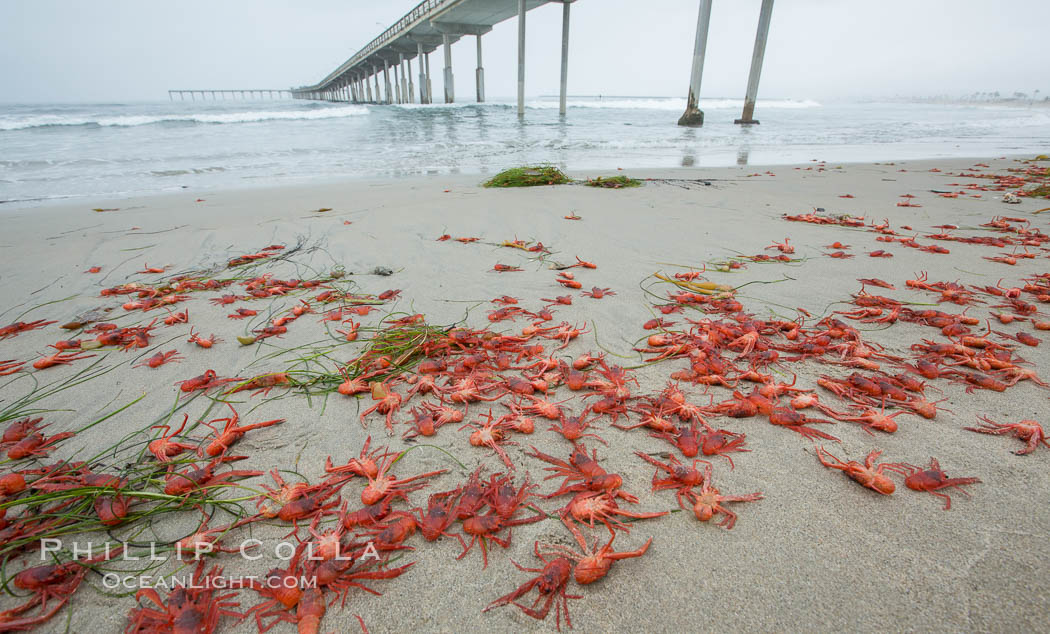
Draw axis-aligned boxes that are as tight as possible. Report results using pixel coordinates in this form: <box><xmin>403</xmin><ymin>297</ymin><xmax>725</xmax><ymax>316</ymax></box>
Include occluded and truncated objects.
<box><xmin>483</xmin><ymin>165</ymin><xmax>571</xmax><ymax>188</ymax></box>
<box><xmin>584</xmin><ymin>175</ymin><xmax>642</xmax><ymax>189</ymax></box>
<box><xmin>1026</xmin><ymin>184</ymin><xmax>1050</xmax><ymax>198</ymax></box>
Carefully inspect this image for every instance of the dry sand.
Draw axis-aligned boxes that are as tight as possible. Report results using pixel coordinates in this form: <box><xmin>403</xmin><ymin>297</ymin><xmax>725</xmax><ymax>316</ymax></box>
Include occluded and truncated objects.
<box><xmin>0</xmin><ymin>156</ymin><xmax>1048</xmax><ymax>633</ymax></box>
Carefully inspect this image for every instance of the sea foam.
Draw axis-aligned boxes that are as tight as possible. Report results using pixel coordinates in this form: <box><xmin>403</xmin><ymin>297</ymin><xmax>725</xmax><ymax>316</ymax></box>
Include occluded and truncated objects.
<box><xmin>0</xmin><ymin>106</ymin><xmax>370</xmax><ymax>131</ymax></box>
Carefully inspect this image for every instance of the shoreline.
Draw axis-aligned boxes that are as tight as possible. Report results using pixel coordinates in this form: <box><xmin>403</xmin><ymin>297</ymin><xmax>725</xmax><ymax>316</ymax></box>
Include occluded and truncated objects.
<box><xmin>0</xmin><ymin>155</ymin><xmax>1047</xmax><ymax>633</ymax></box>
<box><xmin>4</xmin><ymin>97</ymin><xmax>1049</xmax><ymax>212</ymax></box>
<box><xmin>1</xmin><ymin>153</ymin><xmax>1038</xmax><ymax>214</ymax></box>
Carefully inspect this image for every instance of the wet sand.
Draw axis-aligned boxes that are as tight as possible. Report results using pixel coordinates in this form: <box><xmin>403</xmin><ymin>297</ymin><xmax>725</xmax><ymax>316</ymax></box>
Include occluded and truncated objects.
<box><xmin>1</xmin><ymin>156</ymin><xmax>1048</xmax><ymax>633</ymax></box>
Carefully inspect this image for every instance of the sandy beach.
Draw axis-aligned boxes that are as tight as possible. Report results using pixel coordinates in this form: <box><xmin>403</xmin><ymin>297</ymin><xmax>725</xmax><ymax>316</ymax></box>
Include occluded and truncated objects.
<box><xmin>1</xmin><ymin>156</ymin><xmax>1048</xmax><ymax>633</ymax></box>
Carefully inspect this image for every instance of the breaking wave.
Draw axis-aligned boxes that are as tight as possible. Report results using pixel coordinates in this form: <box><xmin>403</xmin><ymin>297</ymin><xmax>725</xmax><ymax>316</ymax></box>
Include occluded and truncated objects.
<box><xmin>0</xmin><ymin>106</ymin><xmax>370</xmax><ymax>131</ymax></box>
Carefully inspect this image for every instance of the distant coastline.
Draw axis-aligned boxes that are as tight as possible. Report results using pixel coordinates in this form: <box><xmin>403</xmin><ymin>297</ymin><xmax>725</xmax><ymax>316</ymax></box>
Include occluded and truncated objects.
<box><xmin>890</xmin><ymin>94</ymin><xmax>1050</xmax><ymax>108</ymax></box>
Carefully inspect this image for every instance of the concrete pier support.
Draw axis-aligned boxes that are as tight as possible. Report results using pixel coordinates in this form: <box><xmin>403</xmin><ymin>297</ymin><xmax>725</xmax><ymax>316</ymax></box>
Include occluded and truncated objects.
<box><xmin>736</xmin><ymin>0</ymin><xmax>774</xmax><ymax>125</ymax></box>
<box><xmin>400</xmin><ymin>55</ymin><xmax>409</xmax><ymax>104</ymax></box>
<box><xmin>475</xmin><ymin>35</ymin><xmax>485</xmax><ymax>103</ymax></box>
<box><xmin>442</xmin><ymin>35</ymin><xmax>455</xmax><ymax>103</ymax></box>
<box><xmin>517</xmin><ymin>0</ymin><xmax>526</xmax><ymax>116</ymax></box>
<box><xmin>383</xmin><ymin>61</ymin><xmax>392</xmax><ymax>104</ymax></box>
<box><xmin>367</xmin><ymin>72</ymin><xmax>374</xmax><ymax>103</ymax></box>
<box><xmin>393</xmin><ymin>62</ymin><xmax>402</xmax><ymax>103</ymax></box>
<box><xmin>559</xmin><ymin>1</ymin><xmax>571</xmax><ymax>116</ymax></box>
<box><xmin>417</xmin><ymin>43</ymin><xmax>428</xmax><ymax>103</ymax></box>
<box><xmin>425</xmin><ymin>53</ymin><xmax>433</xmax><ymax>104</ymax></box>
<box><xmin>678</xmin><ymin>0</ymin><xmax>713</xmax><ymax>127</ymax></box>
<box><xmin>407</xmin><ymin>57</ymin><xmax>415</xmax><ymax>103</ymax></box>
<box><xmin>373</xmin><ymin>68</ymin><xmax>380</xmax><ymax>103</ymax></box>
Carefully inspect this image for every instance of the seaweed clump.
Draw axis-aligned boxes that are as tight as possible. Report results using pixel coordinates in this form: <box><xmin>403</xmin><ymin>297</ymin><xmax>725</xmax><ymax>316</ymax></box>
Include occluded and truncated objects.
<box><xmin>584</xmin><ymin>175</ymin><xmax>642</xmax><ymax>189</ymax></box>
<box><xmin>483</xmin><ymin>166</ymin><xmax>571</xmax><ymax>188</ymax></box>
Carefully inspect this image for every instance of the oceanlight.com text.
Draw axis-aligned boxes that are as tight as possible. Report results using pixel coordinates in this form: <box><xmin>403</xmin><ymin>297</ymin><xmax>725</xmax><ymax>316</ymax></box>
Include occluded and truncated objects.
<box><xmin>102</xmin><ymin>573</ymin><xmax>318</xmax><ymax>591</ymax></box>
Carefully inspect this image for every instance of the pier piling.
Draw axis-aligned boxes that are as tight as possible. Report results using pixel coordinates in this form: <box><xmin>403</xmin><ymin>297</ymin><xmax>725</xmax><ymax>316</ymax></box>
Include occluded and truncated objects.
<box><xmin>417</xmin><ymin>43</ymin><xmax>427</xmax><ymax>103</ymax></box>
<box><xmin>407</xmin><ymin>57</ymin><xmax>415</xmax><ymax>103</ymax></box>
<box><xmin>383</xmin><ymin>61</ymin><xmax>393</xmax><ymax>104</ymax></box>
<box><xmin>735</xmin><ymin>0</ymin><xmax>773</xmax><ymax>124</ymax></box>
<box><xmin>443</xmin><ymin>35</ymin><xmax>455</xmax><ymax>103</ymax></box>
<box><xmin>402</xmin><ymin>56</ymin><xmax>410</xmax><ymax>103</ymax></box>
<box><xmin>559</xmin><ymin>0</ymin><xmax>572</xmax><ymax>116</ymax></box>
<box><xmin>476</xmin><ymin>35</ymin><xmax>485</xmax><ymax>103</ymax></box>
<box><xmin>517</xmin><ymin>0</ymin><xmax>526</xmax><ymax>117</ymax></box>
<box><xmin>678</xmin><ymin>0</ymin><xmax>712</xmax><ymax>127</ymax></box>
<box><xmin>398</xmin><ymin>55</ymin><xmax>406</xmax><ymax>103</ymax></box>
<box><xmin>425</xmin><ymin>52</ymin><xmax>432</xmax><ymax>104</ymax></box>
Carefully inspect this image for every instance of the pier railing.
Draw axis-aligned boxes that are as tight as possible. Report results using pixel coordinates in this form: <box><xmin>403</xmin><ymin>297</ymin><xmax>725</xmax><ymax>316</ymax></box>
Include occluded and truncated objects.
<box><xmin>168</xmin><ymin>89</ymin><xmax>293</xmax><ymax>100</ymax></box>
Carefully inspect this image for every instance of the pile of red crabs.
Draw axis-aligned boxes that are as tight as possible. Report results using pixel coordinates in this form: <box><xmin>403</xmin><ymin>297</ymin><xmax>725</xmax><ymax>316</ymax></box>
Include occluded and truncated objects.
<box><xmin>0</xmin><ymin>163</ymin><xmax>1047</xmax><ymax>633</ymax></box>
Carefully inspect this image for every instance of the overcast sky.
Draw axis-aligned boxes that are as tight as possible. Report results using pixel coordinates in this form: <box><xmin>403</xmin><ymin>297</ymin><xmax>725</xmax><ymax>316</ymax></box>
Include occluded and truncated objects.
<box><xmin>1</xmin><ymin>0</ymin><xmax>1047</xmax><ymax>103</ymax></box>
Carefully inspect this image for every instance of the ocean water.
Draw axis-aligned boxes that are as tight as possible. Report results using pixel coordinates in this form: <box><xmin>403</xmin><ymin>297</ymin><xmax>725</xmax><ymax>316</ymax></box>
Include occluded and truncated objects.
<box><xmin>2</xmin><ymin>97</ymin><xmax>1049</xmax><ymax>206</ymax></box>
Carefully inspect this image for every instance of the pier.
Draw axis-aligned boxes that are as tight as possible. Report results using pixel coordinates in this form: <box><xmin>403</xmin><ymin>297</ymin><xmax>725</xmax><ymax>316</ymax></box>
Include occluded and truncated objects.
<box><xmin>168</xmin><ymin>89</ymin><xmax>293</xmax><ymax>101</ymax></box>
<box><xmin>290</xmin><ymin>0</ymin><xmax>774</xmax><ymax>126</ymax></box>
